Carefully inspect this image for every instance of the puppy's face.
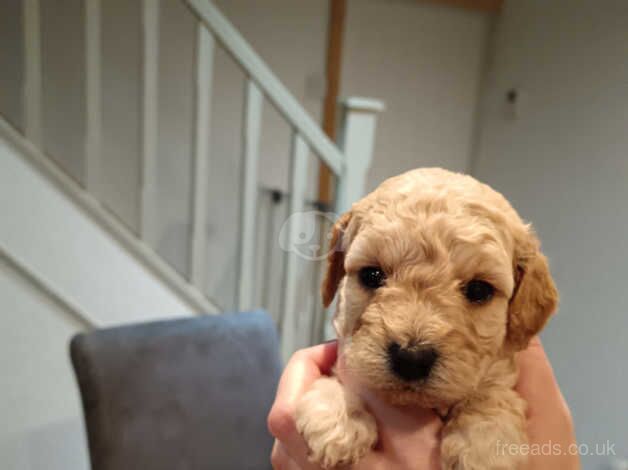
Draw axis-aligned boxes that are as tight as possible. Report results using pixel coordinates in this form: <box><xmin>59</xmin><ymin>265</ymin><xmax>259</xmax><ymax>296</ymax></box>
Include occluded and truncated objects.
<box><xmin>324</xmin><ymin>169</ymin><xmax>557</xmax><ymax>408</ymax></box>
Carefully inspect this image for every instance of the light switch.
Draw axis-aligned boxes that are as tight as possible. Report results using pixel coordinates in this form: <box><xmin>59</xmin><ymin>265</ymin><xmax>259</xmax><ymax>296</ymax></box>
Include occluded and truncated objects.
<box><xmin>504</xmin><ymin>87</ymin><xmax>526</xmax><ymax>120</ymax></box>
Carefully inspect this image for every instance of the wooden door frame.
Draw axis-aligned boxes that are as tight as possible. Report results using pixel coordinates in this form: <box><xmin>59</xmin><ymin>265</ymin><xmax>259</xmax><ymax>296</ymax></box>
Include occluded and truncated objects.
<box><xmin>318</xmin><ymin>0</ymin><xmax>346</xmax><ymax>207</ymax></box>
<box><xmin>318</xmin><ymin>0</ymin><xmax>501</xmax><ymax>205</ymax></box>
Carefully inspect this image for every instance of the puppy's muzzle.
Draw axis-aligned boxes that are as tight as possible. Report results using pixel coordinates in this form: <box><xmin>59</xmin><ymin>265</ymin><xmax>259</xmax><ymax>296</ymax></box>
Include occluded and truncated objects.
<box><xmin>388</xmin><ymin>343</ymin><xmax>438</xmax><ymax>382</ymax></box>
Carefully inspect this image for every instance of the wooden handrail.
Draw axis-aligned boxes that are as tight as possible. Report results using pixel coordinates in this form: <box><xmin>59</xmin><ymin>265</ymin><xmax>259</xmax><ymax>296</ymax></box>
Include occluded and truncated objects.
<box><xmin>319</xmin><ymin>0</ymin><xmax>347</xmax><ymax>206</ymax></box>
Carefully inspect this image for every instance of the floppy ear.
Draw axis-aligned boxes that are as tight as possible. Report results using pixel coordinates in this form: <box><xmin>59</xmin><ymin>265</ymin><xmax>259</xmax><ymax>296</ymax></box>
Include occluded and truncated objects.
<box><xmin>506</xmin><ymin>230</ymin><xmax>558</xmax><ymax>351</ymax></box>
<box><xmin>321</xmin><ymin>212</ymin><xmax>351</xmax><ymax>308</ymax></box>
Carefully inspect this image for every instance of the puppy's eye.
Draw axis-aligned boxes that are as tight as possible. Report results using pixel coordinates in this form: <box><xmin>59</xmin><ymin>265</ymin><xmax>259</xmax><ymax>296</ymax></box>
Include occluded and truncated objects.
<box><xmin>463</xmin><ymin>279</ymin><xmax>495</xmax><ymax>304</ymax></box>
<box><xmin>358</xmin><ymin>266</ymin><xmax>386</xmax><ymax>289</ymax></box>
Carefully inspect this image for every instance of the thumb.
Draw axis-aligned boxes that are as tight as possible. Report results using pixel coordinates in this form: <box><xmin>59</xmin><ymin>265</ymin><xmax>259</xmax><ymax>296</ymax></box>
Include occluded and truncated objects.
<box><xmin>515</xmin><ymin>337</ymin><xmax>565</xmax><ymax>419</ymax></box>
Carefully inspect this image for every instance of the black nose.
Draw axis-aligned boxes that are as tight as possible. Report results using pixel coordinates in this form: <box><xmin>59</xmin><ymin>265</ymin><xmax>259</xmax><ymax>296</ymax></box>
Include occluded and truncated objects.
<box><xmin>388</xmin><ymin>343</ymin><xmax>438</xmax><ymax>382</ymax></box>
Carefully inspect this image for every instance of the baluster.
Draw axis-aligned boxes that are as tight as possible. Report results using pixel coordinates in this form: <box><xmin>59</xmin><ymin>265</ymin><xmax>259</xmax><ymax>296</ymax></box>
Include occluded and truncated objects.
<box><xmin>23</xmin><ymin>0</ymin><xmax>42</xmax><ymax>146</ymax></box>
<box><xmin>189</xmin><ymin>26</ymin><xmax>215</xmax><ymax>290</ymax></box>
<box><xmin>237</xmin><ymin>80</ymin><xmax>262</xmax><ymax>311</ymax></box>
<box><xmin>280</xmin><ymin>132</ymin><xmax>309</xmax><ymax>359</ymax></box>
<box><xmin>85</xmin><ymin>0</ymin><xmax>102</xmax><ymax>193</ymax></box>
<box><xmin>140</xmin><ymin>0</ymin><xmax>159</xmax><ymax>245</ymax></box>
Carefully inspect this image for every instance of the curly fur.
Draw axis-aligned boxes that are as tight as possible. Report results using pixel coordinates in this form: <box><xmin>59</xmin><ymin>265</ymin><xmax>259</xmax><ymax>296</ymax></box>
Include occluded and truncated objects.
<box><xmin>295</xmin><ymin>168</ymin><xmax>558</xmax><ymax>469</ymax></box>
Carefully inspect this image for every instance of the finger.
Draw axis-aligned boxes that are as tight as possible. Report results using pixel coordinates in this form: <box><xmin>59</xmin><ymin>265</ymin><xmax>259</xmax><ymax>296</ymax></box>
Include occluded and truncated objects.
<box><xmin>268</xmin><ymin>343</ymin><xmax>338</xmax><ymax>455</ymax></box>
<box><xmin>277</xmin><ymin>341</ymin><xmax>339</xmax><ymax>411</ymax></box>
<box><xmin>515</xmin><ymin>337</ymin><xmax>564</xmax><ymax>417</ymax></box>
<box><xmin>516</xmin><ymin>337</ymin><xmax>557</xmax><ymax>389</ymax></box>
<box><xmin>516</xmin><ymin>336</ymin><xmax>576</xmax><ymax>451</ymax></box>
<box><xmin>271</xmin><ymin>440</ymin><xmax>303</xmax><ymax>470</ymax></box>
<box><xmin>515</xmin><ymin>341</ymin><xmax>578</xmax><ymax>469</ymax></box>
<box><xmin>274</xmin><ymin>439</ymin><xmax>329</xmax><ymax>470</ymax></box>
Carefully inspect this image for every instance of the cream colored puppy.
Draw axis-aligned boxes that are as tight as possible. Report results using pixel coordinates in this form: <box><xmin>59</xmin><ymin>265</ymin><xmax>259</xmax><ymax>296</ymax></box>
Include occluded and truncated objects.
<box><xmin>295</xmin><ymin>168</ymin><xmax>558</xmax><ymax>470</ymax></box>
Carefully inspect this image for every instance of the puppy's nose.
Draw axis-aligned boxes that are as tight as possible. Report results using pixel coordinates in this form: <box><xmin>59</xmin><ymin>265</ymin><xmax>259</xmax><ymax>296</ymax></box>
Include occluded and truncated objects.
<box><xmin>388</xmin><ymin>343</ymin><xmax>438</xmax><ymax>382</ymax></box>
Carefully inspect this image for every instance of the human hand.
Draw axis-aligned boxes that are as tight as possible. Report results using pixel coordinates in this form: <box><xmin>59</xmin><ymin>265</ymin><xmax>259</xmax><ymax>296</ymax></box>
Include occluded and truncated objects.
<box><xmin>268</xmin><ymin>338</ymin><xmax>579</xmax><ymax>470</ymax></box>
<box><xmin>516</xmin><ymin>337</ymin><xmax>580</xmax><ymax>470</ymax></box>
<box><xmin>267</xmin><ymin>341</ymin><xmax>441</xmax><ymax>469</ymax></box>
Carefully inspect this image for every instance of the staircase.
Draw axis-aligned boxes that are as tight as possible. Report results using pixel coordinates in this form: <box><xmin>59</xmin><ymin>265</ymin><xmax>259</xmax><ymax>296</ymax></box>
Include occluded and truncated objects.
<box><xmin>0</xmin><ymin>0</ymin><xmax>383</xmax><ymax>358</ymax></box>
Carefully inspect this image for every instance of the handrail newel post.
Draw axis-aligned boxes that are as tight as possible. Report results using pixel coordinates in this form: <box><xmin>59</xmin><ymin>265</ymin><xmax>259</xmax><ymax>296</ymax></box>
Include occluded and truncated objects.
<box><xmin>335</xmin><ymin>97</ymin><xmax>385</xmax><ymax>214</ymax></box>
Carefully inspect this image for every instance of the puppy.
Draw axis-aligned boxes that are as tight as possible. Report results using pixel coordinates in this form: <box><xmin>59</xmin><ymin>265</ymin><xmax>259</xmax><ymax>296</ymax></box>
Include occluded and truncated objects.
<box><xmin>295</xmin><ymin>168</ymin><xmax>558</xmax><ymax>470</ymax></box>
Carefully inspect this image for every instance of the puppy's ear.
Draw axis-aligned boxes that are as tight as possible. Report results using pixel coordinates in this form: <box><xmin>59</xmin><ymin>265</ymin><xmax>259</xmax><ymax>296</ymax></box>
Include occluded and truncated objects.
<box><xmin>506</xmin><ymin>229</ymin><xmax>558</xmax><ymax>351</ymax></box>
<box><xmin>321</xmin><ymin>212</ymin><xmax>351</xmax><ymax>307</ymax></box>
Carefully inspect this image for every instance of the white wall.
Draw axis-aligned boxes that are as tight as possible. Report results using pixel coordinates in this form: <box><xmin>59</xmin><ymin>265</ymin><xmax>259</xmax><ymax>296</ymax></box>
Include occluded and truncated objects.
<box><xmin>0</xmin><ymin>256</ymin><xmax>89</xmax><ymax>470</ymax></box>
<box><xmin>473</xmin><ymin>1</ymin><xmax>628</xmax><ymax>468</ymax></box>
<box><xmin>342</xmin><ymin>0</ymin><xmax>491</xmax><ymax>192</ymax></box>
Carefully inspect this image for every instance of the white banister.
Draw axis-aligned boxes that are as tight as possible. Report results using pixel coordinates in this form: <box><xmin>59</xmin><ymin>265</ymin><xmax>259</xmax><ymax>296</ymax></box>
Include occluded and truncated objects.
<box><xmin>189</xmin><ymin>26</ymin><xmax>214</xmax><ymax>290</ymax></box>
<box><xmin>280</xmin><ymin>132</ymin><xmax>309</xmax><ymax>360</ymax></box>
<box><xmin>335</xmin><ymin>97</ymin><xmax>385</xmax><ymax>213</ymax></box>
<box><xmin>23</xmin><ymin>0</ymin><xmax>42</xmax><ymax>147</ymax></box>
<box><xmin>13</xmin><ymin>0</ymin><xmax>386</xmax><ymax>355</ymax></box>
<box><xmin>237</xmin><ymin>80</ymin><xmax>262</xmax><ymax>311</ymax></box>
<box><xmin>0</xmin><ymin>114</ymin><xmax>219</xmax><ymax>316</ymax></box>
<box><xmin>85</xmin><ymin>0</ymin><xmax>102</xmax><ymax>193</ymax></box>
<box><xmin>140</xmin><ymin>0</ymin><xmax>160</xmax><ymax>245</ymax></box>
<box><xmin>185</xmin><ymin>0</ymin><xmax>343</xmax><ymax>176</ymax></box>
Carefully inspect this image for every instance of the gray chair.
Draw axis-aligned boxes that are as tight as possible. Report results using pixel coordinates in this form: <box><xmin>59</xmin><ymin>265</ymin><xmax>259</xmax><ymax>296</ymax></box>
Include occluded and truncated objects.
<box><xmin>70</xmin><ymin>310</ymin><xmax>281</xmax><ymax>470</ymax></box>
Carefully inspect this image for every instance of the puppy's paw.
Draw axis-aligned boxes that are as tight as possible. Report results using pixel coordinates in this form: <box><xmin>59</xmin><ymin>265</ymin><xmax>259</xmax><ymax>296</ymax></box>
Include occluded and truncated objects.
<box><xmin>296</xmin><ymin>377</ymin><xmax>377</xmax><ymax>469</ymax></box>
<box><xmin>441</xmin><ymin>431</ymin><xmax>526</xmax><ymax>470</ymax></box>
<box><xmin>440</xmin><ymin>406</ymin><xmax>527</xmax><ymax>470</ymax></box>
<box><xmin>439</xmin><ymin>386</ymin><xmax>529</xmax><ymax>470</ymax></box>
